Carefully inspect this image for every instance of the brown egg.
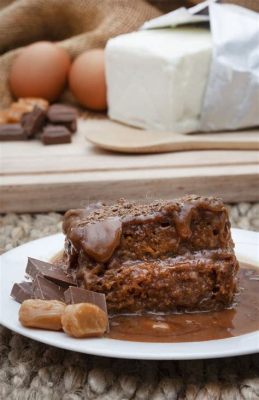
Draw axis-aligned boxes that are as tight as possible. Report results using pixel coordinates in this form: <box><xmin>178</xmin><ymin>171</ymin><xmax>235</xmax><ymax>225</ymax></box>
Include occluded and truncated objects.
<box><xmin>69</xmin><ymin>49</ymin><xmax>107</xmax><ymax>111</ymax></box>
<box><xmin>9</xmin><ymin>42</ymin><xmax>70</xmax><ymax>102</ymax></box>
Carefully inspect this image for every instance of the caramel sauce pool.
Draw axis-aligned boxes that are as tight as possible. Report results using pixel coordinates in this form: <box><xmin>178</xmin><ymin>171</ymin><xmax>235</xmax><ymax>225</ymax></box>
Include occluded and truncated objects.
<box><xmin>107</xmin><ymin>264</ymin><xmax>259</xmax><ymax>343</ymax></box>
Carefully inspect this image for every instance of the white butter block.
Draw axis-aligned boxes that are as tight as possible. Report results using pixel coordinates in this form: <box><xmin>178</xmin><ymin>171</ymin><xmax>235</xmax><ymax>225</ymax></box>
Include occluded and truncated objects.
<box><xmin>105</xmin><ymin>28</ymin><xmax>212</xmax><ymax>133</ymax></box>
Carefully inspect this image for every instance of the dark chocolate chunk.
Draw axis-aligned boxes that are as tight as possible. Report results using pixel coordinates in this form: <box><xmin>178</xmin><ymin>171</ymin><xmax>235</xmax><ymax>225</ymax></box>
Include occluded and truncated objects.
<box><xmin>0</xmin><ymin>124</ymin><xmax>27</xmax><ymax>141</ymax></box>
<box><xmin>10</xmin><ymin>281</ymin><xmax>33</xmax><ymax>303</ymax></box>
<box><xmin>46</xmin><ymin>119</ymin><xmax>77</xmax><ymax>133</ymax></box>
<box><xmin>64</xmin><ymin>287</ymin><xmax>108</xmax><ymax>315</ymax></box>
<box><xmin>47</xmin><ymin>104</ymin><xmax>78</xmax><ymax>123</ymax></box>
<box><xmin>32</xmin><ymin>275</ymin><xmax>65</xmax><ymax>301</ymax></box>
<box><xmin>41</xmin><ymin>125</ymin><xmax>71</xmax><ymax>145</ymax></box>
<box><xmin>26</xmin><ymin>257</ymin><xmax>77</xmax><ymax>287</ymax></box>
<box><xmin>21</xmin><ymin>106</ymin><xmax>46</xmax><ymax>138</ymax></box>
<box><xmin>62</xmin><ymin>119</ymin><xmax>77</xmax><ymax>133</ymax></box>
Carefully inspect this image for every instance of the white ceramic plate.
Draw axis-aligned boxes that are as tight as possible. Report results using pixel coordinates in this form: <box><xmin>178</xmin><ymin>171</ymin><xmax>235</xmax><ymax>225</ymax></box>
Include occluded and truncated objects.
<box><xmin>0</xmin><ymin>228</ymin><xmax>258</xmax><ymax>360</ymax></box>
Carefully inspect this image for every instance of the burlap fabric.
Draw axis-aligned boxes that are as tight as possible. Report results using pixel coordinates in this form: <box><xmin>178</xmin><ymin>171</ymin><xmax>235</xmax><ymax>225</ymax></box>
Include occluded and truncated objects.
<box><xmin>0</xmin><ymin>0</ymin><xmax>160</xmax><ymax>108</ymax></box>
<box><xmin>0</xmin><ymin>204</ymin><xmax>259</xmax><ymax>399</ymax></box>
<box><xmin>0</xmin><ymin>0</ymin><xmax>258</xmax><ymax>109</ymax></box>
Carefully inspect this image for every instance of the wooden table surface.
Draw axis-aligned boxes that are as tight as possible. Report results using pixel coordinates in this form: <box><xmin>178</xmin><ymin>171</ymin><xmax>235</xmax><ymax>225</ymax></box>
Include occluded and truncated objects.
<box><xmin>1</xmin><ymin>119</ymin><xmax>258</xmax><ymax>213</ymax></box>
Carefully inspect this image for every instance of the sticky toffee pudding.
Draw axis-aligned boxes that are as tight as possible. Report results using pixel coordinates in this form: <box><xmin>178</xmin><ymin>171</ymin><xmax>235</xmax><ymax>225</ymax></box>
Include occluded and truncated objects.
<box><xmin>13</xmin><ymin>195</ymin><xmax>258</xmax><ymax>342</ymax></box>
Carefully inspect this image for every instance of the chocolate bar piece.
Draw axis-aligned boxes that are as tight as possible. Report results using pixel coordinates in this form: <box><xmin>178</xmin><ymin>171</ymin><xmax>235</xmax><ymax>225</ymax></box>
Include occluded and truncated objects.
<box><xmin>10</xmin><ymin>281</ymin><xmax>33</xmax><ymax>303</ymax></box>
<box><xmin>47</xmin><ymin>104</ymin><xmax>77</xmax><ymax>133</ymax></box>
<box><xmin>64</xmin><ymin>287</ymin><xmax>108</xmax><ymax>315</ymax></box>
<box><xmin>47</xmin><ymin>104</ymin><xmax>77</xmax><ymax>123</ymax></box>
<box><xmin>41</xmin><ymin>125</ymin><xmax>71</xmax><ymax>145</ymax></box>
<box><xmin>26</xmin><ymin>257</ymin><xmax>77</xmax><ymax>287</ymax></box>
<box><xmin>0</xmin><ymin>124</ymin><xmax>27</xmax><ymax>141</ymax></box>
<box><xmin>33</xmin><ymin>275</ymin><xmax>65</xmax><ymax>301</ymax></box>
<box><xmin>21</xmin><ymin>106</ymin><xmax>46</xmax><ymax>138</ymax></box>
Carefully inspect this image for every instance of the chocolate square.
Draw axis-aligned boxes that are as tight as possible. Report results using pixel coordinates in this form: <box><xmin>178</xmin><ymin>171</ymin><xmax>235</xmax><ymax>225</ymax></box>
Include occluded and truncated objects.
<box><xmin>26</xmin><ymin>257</ymin><xmax>77</xmax><ymax>287</ymax></box>
<box><xmin>10</xmin><ymin>281</ymin><xmax>33</xmax><ymax>303</ymax></box>
<box><xmin>47</xmin><ymin>104</ymin><xmax>78</xmax><ymax>123</ymax></box>
<box><xmin>41</xmin><ymin>125</ymin><xmax>71</xmax><ymax>145</ymax></box>
<box><xmin>64</xmin><ymin>287</ymin><xmax>107</xmax><ymax>314</ymax></box>
<box><xmin>0</xmin><ymin>124</ymin><xmax>27</xmax><ymax>141</ymax></box>
<box><xmin>64</xmin><ymin>286</ymin><xmax>109</xmax><ymax>331</ymax></box>
<box><xmin>21</xmin><ymin>106</ymin><xmax>46</xmax><ymax>138</ymax></box>
<box><xmin>32</xmin><ymin>275</ymin><xmax>65</xmax><ymax>301</ymax></box>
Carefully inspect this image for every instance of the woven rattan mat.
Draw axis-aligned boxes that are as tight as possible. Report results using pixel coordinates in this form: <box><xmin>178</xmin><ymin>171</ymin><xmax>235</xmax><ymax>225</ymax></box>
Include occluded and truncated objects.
<box><xmin>1</xmin><ymin>204</ymin><xmax>259</xmax><ymax>399</ymax></box>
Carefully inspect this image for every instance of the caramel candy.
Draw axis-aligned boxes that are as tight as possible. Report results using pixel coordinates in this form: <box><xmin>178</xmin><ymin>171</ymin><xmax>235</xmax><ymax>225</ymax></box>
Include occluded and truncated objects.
<box><xmin>19</xmin><ymin>299</ymin><xmax>66</xmax><ymax>330</ymax></box>
<box><xmin>18</xmin><ymin>97</ymin><xmax>49</xmax><ymax>111</ymax></box>
<box><xmin>1</xmin><ymin>97</ymin><xmax>49</xmax><ymax>125</ymax></box>
<box><xmin>7</xmin><ymin>102</ymin><xmax>32</xmax><ymax>123</ymax></box>
<box><xmin>61</xmin><ymin>303</ymin><xmax>108</xmax><ymax>338</ymax></box>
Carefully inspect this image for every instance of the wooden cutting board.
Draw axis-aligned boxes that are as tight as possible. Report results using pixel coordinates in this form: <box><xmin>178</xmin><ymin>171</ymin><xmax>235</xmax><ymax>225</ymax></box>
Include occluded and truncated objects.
<box><xmin>1</xmin><ymin>119</ymin><xmax>258</xmax><ymax>213</ymax></box>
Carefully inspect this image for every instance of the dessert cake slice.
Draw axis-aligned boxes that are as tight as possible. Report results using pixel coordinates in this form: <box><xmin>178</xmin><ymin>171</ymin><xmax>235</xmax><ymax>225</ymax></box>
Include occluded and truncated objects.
<box><xmin>62</xmin><ymin>195</ymin><xmax>239</xmax><ymax>314</ymax></box>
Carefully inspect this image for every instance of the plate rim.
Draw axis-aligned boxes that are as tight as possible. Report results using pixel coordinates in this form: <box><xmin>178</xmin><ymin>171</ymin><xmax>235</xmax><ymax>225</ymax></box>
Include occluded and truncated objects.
<box><xmin>0</xmin><ymin>227</ymin><xmax>258</xmax><ymax>360</ymax></box>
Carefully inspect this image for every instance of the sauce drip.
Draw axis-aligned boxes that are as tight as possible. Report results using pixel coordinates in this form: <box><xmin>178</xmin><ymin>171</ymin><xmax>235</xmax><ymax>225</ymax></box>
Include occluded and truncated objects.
<box><xmin>107</xmin><ymin>264</ymin><xmax>259</xmax><ymax>343</ymax></box>
<box><xmin>69</xmin><ymin>217</ymin><xmax>122</xmax><ymax>262</ymax></box>
<box><xmin>63</xmin><ymin>196</ymin><xmax>228</xmax><ymax>264</ymax></box>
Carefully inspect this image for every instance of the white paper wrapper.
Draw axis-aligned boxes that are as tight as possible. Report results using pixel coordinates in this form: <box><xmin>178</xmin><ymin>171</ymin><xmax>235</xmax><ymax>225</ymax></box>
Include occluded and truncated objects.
<box><xmin>141</xmin><ymin>1</ymin><xmax>212</xmax><ymax>30</ymax></box>
<box><xmin>200</xmin><ymin>2</ymin><xmax>259</xmax><ymax>131</ymax></box>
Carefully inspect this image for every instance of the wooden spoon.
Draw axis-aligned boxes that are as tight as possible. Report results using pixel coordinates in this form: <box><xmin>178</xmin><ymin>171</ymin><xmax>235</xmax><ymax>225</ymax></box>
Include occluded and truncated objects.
<box><xmin>83</xmin><ymin>120</ymin><xmax>259</xmax><ymax>154</ymax></box>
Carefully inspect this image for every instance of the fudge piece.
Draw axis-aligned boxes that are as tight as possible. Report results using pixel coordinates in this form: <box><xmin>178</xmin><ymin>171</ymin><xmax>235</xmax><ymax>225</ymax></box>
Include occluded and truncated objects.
<box><xmin>105</xmin><ymin>28</ymin><xmax>212</xmax><ymax>133</ymax></box>
<box><xmin>62</xmin><ymin>195</ymin><xmax>239</xmax><ymax>313</ymax></box>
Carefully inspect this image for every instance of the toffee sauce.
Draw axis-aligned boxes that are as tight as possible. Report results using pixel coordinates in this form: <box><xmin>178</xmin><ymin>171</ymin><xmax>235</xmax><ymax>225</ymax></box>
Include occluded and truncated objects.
<box><xmin>106</xmin><ymin>264</ymin><xmax>259</xmax><ymax>343</ymax></box>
